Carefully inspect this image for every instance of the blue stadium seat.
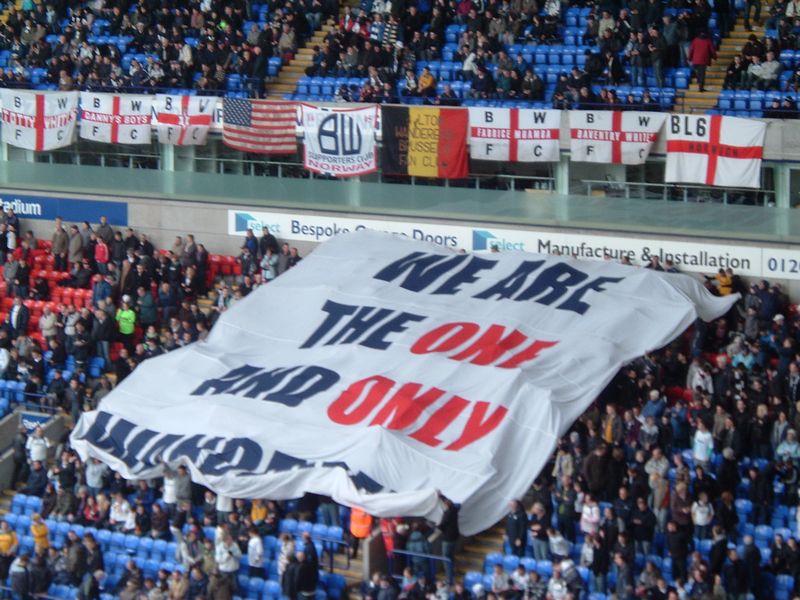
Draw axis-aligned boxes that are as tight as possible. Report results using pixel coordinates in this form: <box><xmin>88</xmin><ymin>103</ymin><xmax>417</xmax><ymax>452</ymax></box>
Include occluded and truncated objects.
<box><xmin>11</xmin><ymin>494</ymin><xmax>27</xmax><ymax>515</ymax></box>
<box><xmin>484</xmin><ymin>552</ymin><xmax>503</xmax><ymax>574</ymax></box>
<box><xmin>503</xmin><ymin>554</ymin><xmax>520</xmax><ymax>572</ymax></box>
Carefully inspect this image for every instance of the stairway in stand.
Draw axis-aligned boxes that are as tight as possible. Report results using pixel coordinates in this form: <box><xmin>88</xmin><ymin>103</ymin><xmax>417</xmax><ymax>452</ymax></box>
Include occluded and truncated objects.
<box><xmin>454</xmin><ymin>522</ymin><xmax>505</xmax><ymax>584</ymax></box>
<box><xmin>265</xmin><ymin>0</ymin><xmax>360</xmax><ymax>100</ymax></box>
<box><xmin>330</xmin><ymin>551</ymin><xmax>364</xmax><ymax>596</ymax></box>
<box><xmin>681</xmin><ymin>12</ymin><xmax>773</xmax><ymax>112</ymax></box>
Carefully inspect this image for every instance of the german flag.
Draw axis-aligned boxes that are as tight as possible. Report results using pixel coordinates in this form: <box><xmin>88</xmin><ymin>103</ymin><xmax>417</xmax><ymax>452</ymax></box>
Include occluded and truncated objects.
<box><xmin>381</xmin><ymin>106</ymin><xmax>469</xmax><ymax>179</ymax></box>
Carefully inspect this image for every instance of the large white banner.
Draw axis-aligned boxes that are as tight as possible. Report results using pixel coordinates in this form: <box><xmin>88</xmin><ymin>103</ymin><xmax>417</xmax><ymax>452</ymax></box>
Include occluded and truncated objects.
<box><xmin>301</xmin><ymin>105</ymin><xmax>378</xmax><ymax>177</ymax></box>
<box><xmin>665</xmin><ymin>114</ymin><xmax>766</xmax><ymax>189</ymax></box>
<box><xmin>80</xmin><ymin>92</ymin><xmax>153</xmax><ymax>144</ymax></box>
<box><xmin>569</xmin><ymin>110</ymin><xmax>665</xmax><ymax>164</ymax></box>
<box><xmin>154</xmin><ymin>95</ymin><xmax>214</xmax><ymax>146</ymax></box>
<box><xmin>1</xmin><ymin>90</ymin><xmax>78</xmax><ymax>151</ymax></box>
<box><xmin>468</xmin><ymin>108</ymin><xmax>561</xmax><ymax>162</ymax></box>
<box><xmin>72</xmin><ymin>231</ymin><xmax>735</xmax><ymax>534</ymax></box>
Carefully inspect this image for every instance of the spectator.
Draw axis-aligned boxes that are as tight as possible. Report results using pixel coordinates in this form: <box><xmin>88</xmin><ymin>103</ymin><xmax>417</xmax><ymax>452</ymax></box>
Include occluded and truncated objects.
<box><xmin>688</xmin><ymin>31</ymin><xmax>716</xmax><ymax>92</ymax></box>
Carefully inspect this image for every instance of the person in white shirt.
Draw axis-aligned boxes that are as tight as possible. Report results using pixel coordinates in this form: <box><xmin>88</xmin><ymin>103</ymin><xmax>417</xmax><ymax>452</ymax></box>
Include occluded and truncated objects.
<box><xmin>216</xmin><ymin>494</ymin><xmax>233</xmax><ymax>524</ymax></box>
<box><xmin>25</xmin><ymin>427</ymin><xmax>49</xmax><ymax>463</ymax></box>
<box><xmin>691</xmin><ymin>492</ymin><xmax>715</xmax><ymax>540</ymax></box>
<box><xmin>546</xmin><ymin>564</ymin><xmax>569</xmax><ymax>600</ymax></box>
<box><xmin>692</xmin><ymin>419</ymin><xmax>714</xmax><ymax>469</ymax></box>
<box><xmin>247</xmin><ymin>527</ymin><xmax>265</xmax><ymax>579</ymax></box>
<box><xmin>215</xmin><ymin>532</ymin><xmax>242</xmax><ymax>591</ymax></box>
<box><xmin>161</xmin><ymin>465</ymin><xmax>177</xmax><ymax>515</ymax></box>
<box><xmin>109</xmin><ymin>492</ymin><xmax>135</xmax><ymax>532</ymax></box>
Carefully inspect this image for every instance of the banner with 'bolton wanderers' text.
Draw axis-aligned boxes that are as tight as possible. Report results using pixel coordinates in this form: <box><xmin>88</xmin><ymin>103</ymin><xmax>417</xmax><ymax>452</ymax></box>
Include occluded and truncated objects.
<box><xmin>301</xmin><ymin>104</ymin><xmax>378</xmax><ymax>178</ymax></box>
<box><xmin>71</xmin><ymin>231</ymin><xmax>735</xmax><ymax>534</ymax></box>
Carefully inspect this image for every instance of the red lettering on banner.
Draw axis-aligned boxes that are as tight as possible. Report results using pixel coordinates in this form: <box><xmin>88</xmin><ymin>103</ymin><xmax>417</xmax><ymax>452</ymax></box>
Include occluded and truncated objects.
<box><xmin>570</xmin><ymin>112</ymin><xmax>656</xmax><ymax>163</ymax></box>
<box><xmin>327</xmin><ymin>375</ymin><xmax>393</xmax><ymax>425</ymax></box>
<box><xmin>409</xmin><ymin>396</ymin><xmax>470</xmax><ymax>447</ymax></box>
<box><xmin>3</xmin><ymin>95</ymin><xmax>74</xmax><ymax>150</ymax></box>
<box><xmin>328</xmin><ymin>376</ymin><xmax>509</xmax><ymax>451</ymax></box>
<box><xmin>411</xmin><ymin>322</ymin><xmax>557</xmax><ymax>368</ymax></box>
<box><xmin>471</xmin><ymin>109</ymin><xmax>558</xmax><ymax>160</ymax></box>
<box><xmin>446</xmin><ymin>401</ymin><xmax>508</xmax><ymax>451</ymax></box>
<box><xmin>369</xmin><ymin>383</ymin><xmax>445</xmax><ymax>429</ymax></box>
<box><xmin>666</xmin><ymin>115</ymin><xmax>763</xmax><ymax>185</ymax></box>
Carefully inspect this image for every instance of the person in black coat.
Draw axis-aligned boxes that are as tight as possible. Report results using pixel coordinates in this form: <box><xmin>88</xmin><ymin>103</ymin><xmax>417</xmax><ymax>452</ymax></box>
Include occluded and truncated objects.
<box><xmin>294</xmin><ymin>551</ymin><xmax>319</xmax><ymax>598</ymax></box>
<box><xmin>630</xmin><ymin>497</ymin><xmax>656</xmax><ymax>557</ymax></box>
<box><xmin>723</xmin><ymin>548</ymin><xmax>749</xmax><ymax>597</ymax></box>
<box><xmin>505</xmin><ymin>500</ymin><xmax>528</xmax><ymax>557</ymax></box>
<box><xmin>709</xmin><ymin>526</ymin><xmax>728</xmax><ymax>576</ymax></box>
<box><xmin>666</xmin><ymin>521</ymin><xmax>689</xmax><ymax>583</ymax></box>
<box><xmin>282</xmin><ymin>555</ymin><xmax>299</xmax><ymax>600</ymax></box>
<box><xmin>438</xmin><ymin>497</ymin><xmax>459</xmax><ymax>577</ymax></box>
<box><xmin>748</xmin><ymin>464</ymin><xmax>775</xmax><ymax>525</ymax></box>
<box><xmin>716</xmin><ymin>448</ymin><xmax>741</xmax><ymax>495</ymax></box>
<box><xmin>742</xmin><ymin>535</ymin><xmax>762</xmax><ymax>598</ymax></box>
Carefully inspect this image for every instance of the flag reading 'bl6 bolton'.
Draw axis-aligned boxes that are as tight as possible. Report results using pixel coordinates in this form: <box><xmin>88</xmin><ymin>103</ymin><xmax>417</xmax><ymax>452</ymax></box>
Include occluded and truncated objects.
<box><xmin>381</xmin><ymin>106</ymin><xmax>468</xmax><ymax>178</ymax></box>
<box><xmin>1</xmin><ymin>90</ymin><xmax>78</xmax><ymax>151</ymax></box>
<box><xmin>569</xmin><ymin>110</ymin><xmax>665</xmax><ymax>164</ymax></box>
<box><xmin>71</xmin><ymin>231</ymin><xmax>736</xmax><ymax>535</ymax></box>
<box><xmin>665</xmin><ymin>114</ymin><xmax>766</xmax><ymax>189</ymax></box>
<box><xmin>468</xmin><ymin>108</ymin><xmax>561</xmax><ymax>162</ymax></box>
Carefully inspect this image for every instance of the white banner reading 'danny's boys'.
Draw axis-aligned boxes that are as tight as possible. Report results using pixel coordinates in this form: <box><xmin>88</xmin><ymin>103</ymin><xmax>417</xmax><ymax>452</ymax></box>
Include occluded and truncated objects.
<box><xmin>72</xmin><ymin>231</ymin><xmax>735</xmax><ymax>534</ymax></box>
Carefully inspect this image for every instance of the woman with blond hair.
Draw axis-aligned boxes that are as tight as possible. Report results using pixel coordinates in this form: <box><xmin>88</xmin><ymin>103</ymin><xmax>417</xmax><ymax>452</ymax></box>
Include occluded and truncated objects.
<box><xmin>29</xmin><ymin>514</ymin><xmax>49</xmax><ymax>551</ymax></box>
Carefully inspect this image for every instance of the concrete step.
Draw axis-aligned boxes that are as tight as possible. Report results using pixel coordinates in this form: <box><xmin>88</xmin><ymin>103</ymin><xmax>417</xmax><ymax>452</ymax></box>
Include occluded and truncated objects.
<box><xmin>330</xmin><ymin>552</ymin><xmax>364</xmax><ymax>596</ymax></box>
<box><xmin>455</xmin><ymin>523</ymin><xmax>504</xmax><ymax>580</ymax></box>
<box><xmin>269</xmin><ymin>83</ymin><xmax>299</xmax><ymax>92</ymax></box>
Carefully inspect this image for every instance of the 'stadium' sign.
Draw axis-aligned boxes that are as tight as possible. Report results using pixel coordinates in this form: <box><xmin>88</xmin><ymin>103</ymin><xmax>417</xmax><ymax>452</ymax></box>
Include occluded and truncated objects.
<box><xmin>71</xmin><ymin>230</ymin><xmax>734</xmax><ymax>535</ymax></box>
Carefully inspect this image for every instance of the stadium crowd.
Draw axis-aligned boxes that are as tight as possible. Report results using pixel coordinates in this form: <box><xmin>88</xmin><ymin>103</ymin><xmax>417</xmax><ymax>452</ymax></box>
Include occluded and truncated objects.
<box><xmin>0</xmin><ymin>210</ymin><xmax>799</xmax><ymax>600</ymax></box>
<box><xmin>0</xmin><ymin>0</ymin><xmax>774</xmax><ymax>116</ymax></box>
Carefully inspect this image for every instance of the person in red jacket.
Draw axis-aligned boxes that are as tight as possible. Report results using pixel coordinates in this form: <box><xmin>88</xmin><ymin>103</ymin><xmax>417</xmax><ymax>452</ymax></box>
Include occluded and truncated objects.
<box><xmin>688</xmin><ymin>31</ymin><xmax>717</xmax><ymax>92</ymax></box>
<box><xmin>94</xmin><ymin>235</ymin><xmax>109</xmax><ymax>275</ymax></box>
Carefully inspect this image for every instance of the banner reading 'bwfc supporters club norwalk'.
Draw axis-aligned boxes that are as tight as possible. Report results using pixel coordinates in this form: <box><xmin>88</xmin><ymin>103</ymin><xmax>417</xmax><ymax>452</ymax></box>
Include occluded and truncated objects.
<box><xmin>71</xmin><ymin>231</ymin><xmax>735</xmax><ymax>534</ymax></box>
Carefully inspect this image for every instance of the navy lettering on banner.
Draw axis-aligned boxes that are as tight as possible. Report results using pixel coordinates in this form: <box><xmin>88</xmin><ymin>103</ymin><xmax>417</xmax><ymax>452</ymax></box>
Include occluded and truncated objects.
<box><xmin>375</xmin><ymin>252</ymin><xmax>624</xmax><ymax>315</ymax></box>
<box><xmin>301</xmin><ymin>300</ymin><xmax>427</xmax><ymax>350</ymax></box>
<box><xmin>373</xmin><ymin>252</ymin><xmax>496</xmax><ymax>295</ymax></box>
<box><xmin>191</xmin><ymin>363</ymin><xmax>341</xmax><ymax>407</ymax></box>
<box><xmin>73</xmin><ymin>411</ymin><xmax>263</xmax><ymax>475</ymax></box>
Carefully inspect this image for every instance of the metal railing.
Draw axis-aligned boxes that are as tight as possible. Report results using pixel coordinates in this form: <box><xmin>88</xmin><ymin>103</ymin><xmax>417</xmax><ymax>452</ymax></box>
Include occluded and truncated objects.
<box><xmin>387</xmin><ymin>548</ymin><xmax>454</xmax><ymax>584</ymax></box>
<box><xmin>583</xmin><ymin>179</ymin><xmax>777</xmax><ymax>205</ymax></box>
<box><xmin>319</xmin><ymin>536</ymin><xmax>351</xmax><ymax>574</ymax></box>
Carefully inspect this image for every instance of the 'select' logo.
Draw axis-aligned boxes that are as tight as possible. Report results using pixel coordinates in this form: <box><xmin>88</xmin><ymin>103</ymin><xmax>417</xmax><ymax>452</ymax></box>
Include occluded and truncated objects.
<box><xmin>234</xmin><ymin>212</ymin><xmax>281</xmax><ymax>235</ymax></box>
<box><xmin>472</xmin><ymin>229</ymin><xmax>525</xmax><ymax>252</ymax></box>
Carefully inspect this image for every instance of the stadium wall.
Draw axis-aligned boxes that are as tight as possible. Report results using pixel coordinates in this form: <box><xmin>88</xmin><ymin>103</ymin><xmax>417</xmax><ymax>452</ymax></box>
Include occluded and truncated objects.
<box><xmin>5</xmin><ymin>186</ymin><xmax>800</xmax><ymax>297</ymax></box>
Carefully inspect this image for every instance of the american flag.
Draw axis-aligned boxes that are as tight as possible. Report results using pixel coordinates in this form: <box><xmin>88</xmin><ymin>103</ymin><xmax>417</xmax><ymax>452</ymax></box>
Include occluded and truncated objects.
<box><xmin>222</xmin><ymin>99</ymin><xmax>297</xmax><ymax>154</ymax></box>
